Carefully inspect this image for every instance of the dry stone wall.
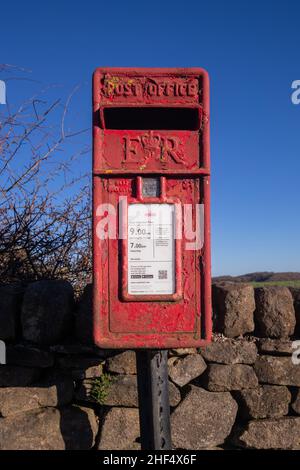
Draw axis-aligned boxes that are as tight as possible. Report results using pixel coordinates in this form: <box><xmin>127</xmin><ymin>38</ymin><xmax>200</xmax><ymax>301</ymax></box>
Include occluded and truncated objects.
<box><xmin>0</xmin><ymin>280</ymin><xmax>300</xmax><ymax>450</ymax></box>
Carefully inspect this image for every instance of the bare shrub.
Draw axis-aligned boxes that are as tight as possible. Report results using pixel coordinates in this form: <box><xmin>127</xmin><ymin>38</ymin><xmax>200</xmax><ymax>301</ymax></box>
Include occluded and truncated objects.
<box><xmin>0</xmin><ymin>65</ymin><xmax>91</xmax><ymax>294</ymax></box>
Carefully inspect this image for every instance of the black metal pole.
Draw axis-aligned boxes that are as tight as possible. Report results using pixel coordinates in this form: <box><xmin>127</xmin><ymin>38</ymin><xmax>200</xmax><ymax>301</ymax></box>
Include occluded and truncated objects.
<box><xmin>136</xmin><ymin>349</ymin><xmax>171</xmax><ymax>450</ymax></box>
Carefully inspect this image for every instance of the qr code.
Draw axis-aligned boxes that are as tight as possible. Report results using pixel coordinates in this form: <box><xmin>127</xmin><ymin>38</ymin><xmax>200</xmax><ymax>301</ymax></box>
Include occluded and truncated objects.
<box><xmin>158</xmin><ymin>270</ymin><xmax>168</xmax><ymax>280</ymax></box>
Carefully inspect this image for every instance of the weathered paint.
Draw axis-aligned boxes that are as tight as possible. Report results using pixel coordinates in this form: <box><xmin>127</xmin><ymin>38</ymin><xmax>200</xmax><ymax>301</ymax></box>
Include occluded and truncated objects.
<box><xmin>93</xmin><ymin>68</ymin><xmax>211</xmax><ymax>349</ymax></box>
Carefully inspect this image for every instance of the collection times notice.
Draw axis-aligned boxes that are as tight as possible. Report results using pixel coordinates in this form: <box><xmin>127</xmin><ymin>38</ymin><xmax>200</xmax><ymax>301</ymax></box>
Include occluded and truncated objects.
<box><xmin>128</xmin><ymin>204</ymin><xmax>175</xmax><ymax>295</ymax></box>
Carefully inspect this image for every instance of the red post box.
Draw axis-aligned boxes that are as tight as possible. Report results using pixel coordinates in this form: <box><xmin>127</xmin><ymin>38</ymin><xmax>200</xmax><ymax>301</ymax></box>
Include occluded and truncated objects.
<box><xmin>93</xmin><ymin>67</ymin><xmax>211</xmax><ymax>349</ymax></box>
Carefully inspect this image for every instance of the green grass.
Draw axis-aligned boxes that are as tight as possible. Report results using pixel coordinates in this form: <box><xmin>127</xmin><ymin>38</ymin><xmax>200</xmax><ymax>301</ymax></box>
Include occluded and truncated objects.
<box><xmin>251</xmin><ymin>280</ymin><xmax>300</xmax><ymax>288</ymax></box>
<box><xmin>90</xmin><ymin>373</ymin><xmax>115</xmax><ymax>405</ymax></box>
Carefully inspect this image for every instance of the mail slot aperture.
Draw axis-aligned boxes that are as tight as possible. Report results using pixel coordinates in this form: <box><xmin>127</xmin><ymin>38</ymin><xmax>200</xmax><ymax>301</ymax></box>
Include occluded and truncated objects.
<box><xmin>103</xmin><ymin>107</ymin><xmax>201</xmax><ymax>130</ymax></box>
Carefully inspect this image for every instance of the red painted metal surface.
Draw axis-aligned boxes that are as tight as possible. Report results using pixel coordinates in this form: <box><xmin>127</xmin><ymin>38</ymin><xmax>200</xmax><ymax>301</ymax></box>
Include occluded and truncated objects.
<box><xmin>93</xmin><ymin>68</ymin><xmax>211</xmax><ymax>348</ymax></box>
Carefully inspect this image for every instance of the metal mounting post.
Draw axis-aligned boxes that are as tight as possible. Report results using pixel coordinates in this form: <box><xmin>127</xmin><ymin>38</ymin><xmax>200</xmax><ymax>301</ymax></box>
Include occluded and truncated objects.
<box><xmin>136</xmin><ymin>350</ymin><xmax>171</xmax><ymax>450</ymax></box>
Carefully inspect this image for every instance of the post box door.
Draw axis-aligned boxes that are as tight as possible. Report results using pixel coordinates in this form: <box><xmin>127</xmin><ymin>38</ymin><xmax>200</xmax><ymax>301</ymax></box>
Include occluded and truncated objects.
<box><xmin>93</xmin><ymin>68</ymin><xmax>211</xmax><ymax>349</ymax></box>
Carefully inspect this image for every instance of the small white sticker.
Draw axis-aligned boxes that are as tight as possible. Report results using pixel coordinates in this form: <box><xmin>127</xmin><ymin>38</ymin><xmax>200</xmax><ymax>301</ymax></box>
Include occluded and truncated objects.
<box><xmin>128</xmin><ymin>204</ymin><xmax>175</xmax><ymax>295</ymax></box>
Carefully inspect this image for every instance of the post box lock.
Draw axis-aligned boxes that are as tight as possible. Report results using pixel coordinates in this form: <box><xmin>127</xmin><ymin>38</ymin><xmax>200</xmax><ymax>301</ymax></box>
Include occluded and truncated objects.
<box><xmin>93</xmin><ymin>68</ymin><xmax>211</xmax><ymax>349</ymax></box>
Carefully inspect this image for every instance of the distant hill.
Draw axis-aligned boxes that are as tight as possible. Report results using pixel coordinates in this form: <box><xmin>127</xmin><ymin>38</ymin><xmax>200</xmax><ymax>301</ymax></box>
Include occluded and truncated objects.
<box><xmin>213</xmin><ymin>272</ymin><xmax>300</xmax><ymax>283</ymax></box>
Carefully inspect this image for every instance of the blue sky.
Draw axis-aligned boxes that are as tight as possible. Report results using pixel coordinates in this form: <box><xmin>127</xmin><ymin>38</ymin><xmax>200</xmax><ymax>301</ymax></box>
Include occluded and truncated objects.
<box><xmin>0</xmin><ymin>0</ymin><xmax>299</xmax><ymax>276</ymax></box>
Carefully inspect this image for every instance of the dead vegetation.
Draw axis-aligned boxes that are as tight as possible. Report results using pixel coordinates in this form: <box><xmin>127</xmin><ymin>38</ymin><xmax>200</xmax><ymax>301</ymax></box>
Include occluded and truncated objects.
<box><xmin>0</xmin><ymin>65</ymin><xmax>92</xmax><ymax>294</ymax></box>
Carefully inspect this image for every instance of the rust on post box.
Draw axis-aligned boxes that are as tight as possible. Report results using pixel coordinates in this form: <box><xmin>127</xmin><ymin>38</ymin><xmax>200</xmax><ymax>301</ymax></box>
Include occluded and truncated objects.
<box><xmin>93</xmin><ymin>67</ymin><xmax>211</xmax><ymax>349</ymax></box>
